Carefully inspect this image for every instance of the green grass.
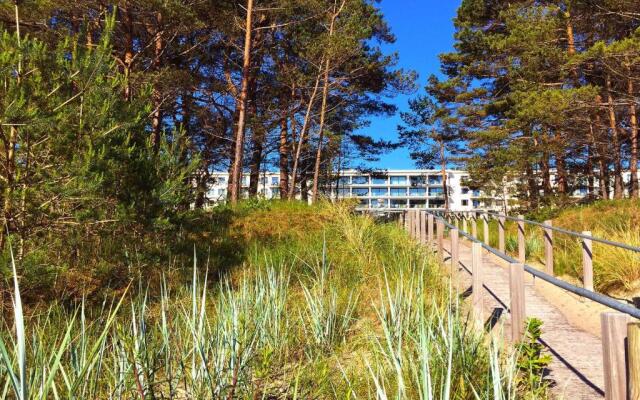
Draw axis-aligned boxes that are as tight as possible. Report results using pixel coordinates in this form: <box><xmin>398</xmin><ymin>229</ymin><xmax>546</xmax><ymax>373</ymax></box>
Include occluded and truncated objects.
<box><xmin>0</xmin><ymin>202</ymin><xmax>548</xmax><ymax>399</ymax></box>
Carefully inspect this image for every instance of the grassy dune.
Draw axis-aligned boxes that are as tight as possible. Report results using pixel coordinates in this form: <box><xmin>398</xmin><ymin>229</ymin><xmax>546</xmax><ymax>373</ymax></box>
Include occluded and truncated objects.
<box><xmin>0</xmin><ymin>202</ymin><xmax>546</xmax><ymax>399</ymax></box>
<box><xmin>547</xmin><ymin>199</ymin><xmax>640</xmax><ymax>295</ymax></box>
<box><xmin>464</xmin><ymin>199</ymin><xmax>640</xmax><ymax>296</ymax></box>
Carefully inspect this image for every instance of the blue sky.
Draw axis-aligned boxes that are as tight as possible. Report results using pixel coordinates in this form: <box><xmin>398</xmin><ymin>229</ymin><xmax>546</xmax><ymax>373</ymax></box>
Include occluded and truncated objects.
<box><xmin>358</xmin><ymin>0</ymin><xmax>460</xmax><ymax>169</ymax></box>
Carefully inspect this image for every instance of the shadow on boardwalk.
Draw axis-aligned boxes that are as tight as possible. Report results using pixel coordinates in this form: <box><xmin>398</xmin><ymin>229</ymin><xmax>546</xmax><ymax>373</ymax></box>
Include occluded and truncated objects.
<box><xmin>442</xmin><ymin>238</ymin><xmax>605</xmax><ymax>400</ymax></box>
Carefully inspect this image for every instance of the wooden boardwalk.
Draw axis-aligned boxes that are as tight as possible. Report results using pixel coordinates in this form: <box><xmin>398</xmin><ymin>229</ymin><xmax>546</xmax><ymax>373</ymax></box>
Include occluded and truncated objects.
<box><xmin>442</xmin><ymin>237</ymin><xmax>606</xmax><ymax>399</ymax></box>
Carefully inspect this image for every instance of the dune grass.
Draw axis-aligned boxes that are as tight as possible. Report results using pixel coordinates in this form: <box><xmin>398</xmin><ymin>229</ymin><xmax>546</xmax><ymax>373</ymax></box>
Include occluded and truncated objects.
<box><xmin>547</xmin><ymin>199</ymin><xmax>640</xmax><ymax>295</ymax></box>
<box><xmin>0</xmin><ymin>202</ymin><xmax>547</xmax><ymax>399</ymax></box>
<box><xmin>452</xmin><ymin>200</ymin><xmax>640</xmax><ymax>296</ymax></box>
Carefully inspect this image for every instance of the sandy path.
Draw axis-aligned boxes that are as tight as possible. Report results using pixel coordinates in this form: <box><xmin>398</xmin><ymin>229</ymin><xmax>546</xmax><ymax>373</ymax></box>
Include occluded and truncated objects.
<box><xmin>442</xmin><ymin>238</ymin><xmax>605</xmax><ymax>400</ymax></box>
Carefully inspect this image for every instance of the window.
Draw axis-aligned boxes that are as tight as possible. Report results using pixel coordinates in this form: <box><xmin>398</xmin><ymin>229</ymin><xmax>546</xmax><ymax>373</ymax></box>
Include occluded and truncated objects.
<box><xmin>217</xmin><ymin>176</ymin><xmax>227</xmax><ymax>185</ymax></box>
<box><xmin>409</xmin><ymin>199</ymin><xmax>426</xmax><ymax>208</ymax></box>
<box><xmin>353</xmin><ymin>188</ymin><xmax>369</xmax><ymax>197</ymax></box>
<box><xmin>390</xmin><ymin>199</ymin><xmax>406</xmax><ymax>209</ymax></box>
<box><xmin>271</xmin><ymin>176</ymin><xmax>279</xmax><ymax>186</ymax></box>
<box><xmin>358</xmin><ymin>199</ymin><xmax>369</xmax><ymax>208</ymax></box>
<box><xmin>462</xmin><ymin>199</ymin><xmax>469</xmax><ymax>206</ymax></box>
<box><xmin>390</xmin><ymin>188</ymin><xmax>406</xmax><ymax>197</ymax></box>
<box><xmin>338</xmin><ymin>176</ymin><xmax>351</xmax><ymax>186</ymax></box>
<box><xmin>430</xmin><ymin>199</ymin><xmax>445</xmax><ymax>208</ymax></box>
<box><xmin>372</xmin><ymin>176</ymin><xmax>388</xmax><ymax>185</ymax></box>
<box><xmin>242</xmin><ymin>176</ymin><xmax>249</xmax><ymax>186</ymax></box>
<box><xmin>371</xmin><ymin>187</ymin><xmax>388</xmax><ymax>196</ymax></box>
<box><xmin>429</xmin><ymin>187</ymin><xmax>444</xmax><ymax>197</ymax></box>
<box><xmin>462</xmin><ymin>187</ymin><xmax>469</xmax><ymax>195</ymax></box>
<box><xmin>410</xmin><ymin>176</ymin><xmax>426</xmax><ymax>187</ymax></box>
<box><xmin>472</xmin><ymin>200</ymin><xmax>481</xmax><ymax>208</ymax></box>
<box><xmin>409</xmin><ymin>188</ymin><xmax>426</xmax><ymax>197</ymax></box>
<box><xmin>337</xmin><ymin>188</ymin><xmax>351</xmax><ymax>198</ymax></box>
<box><xmin>428</xmin><ymin>175</ymin><xmax>442</xmax><ymax>185</ymax></box>
<box><xmin>576</xmin><ymin>186</ymin><xmax>588</xmax><ymax>196</ymax></box>
<box><xmin>272</xmin><ymin>188</ymin><xmax>280</xmax><ymax>198</ymax></box>
<box><xmin>390</xmin><ymin>176</ymin><xmax>407</xmax><ymax>185</ymax></box>
<box><xmin>217</xmin><ymin>188</ymin><xmax>227</xmax><ymax>198</ymax></box>
<box><xmin>371</xmin><ymin>198</ymin><xmax>388</xmax><ymax>208</ymax></box>
<box><xmin>352</xmin><ymin>176</ymin><xmax>369</xmax><ymax>185</ymax></box>
<box><xmin>473</xmin><ymin>189</ymin><xmax>481</xmax><ymax>197</ymax></box>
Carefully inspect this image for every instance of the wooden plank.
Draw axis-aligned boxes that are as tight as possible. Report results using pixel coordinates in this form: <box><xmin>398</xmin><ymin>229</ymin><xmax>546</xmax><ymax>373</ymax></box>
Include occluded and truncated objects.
<box><xmin>498</xmin><ymin>216</ymin><xmax>505</xmax><ymax>253</ymax></box>
<box><xmin>629</xmin><ymin>322</ymin><xmax>640</xmax><ymax>400</ymax></box>
<box><xmin>436</xmin><ymin>219</ymin><xmax>444</xmax><ymax>262</ymax></box>
<box><xmin>517</xmin><ymin>215</ymin><xmax>526</xmax><ymax>263</ymax></box>
<box><xmin>601</xmin><ymin>313</ymin><xmax>629</xmax><ymax>400</ymax></box>
<box><xmin>450</xmin><ymin>228</ymin><xmax>459</xmax><ymax>274</ymax></box>
<box><xmin>583</xmin><ymin>230</ymin><xmax>594</xmax><ymax>291</ymax></box>
<box><xmin>471</xmin><ymin>212</ymin><xmax>478</xmax><ymax>239</ymax></box>
<box><xmin>483</xmin><ymin>214</ymin><xmax>490</xmax><ymax>245</ymax></box>
<box><xmin>509</xmin><ymin>262</ymin><xmax>526</xmax><ymax>341</ymax></box>
<box><xmin>419</xmin><ymin>211</ymin><xmax>425</xmax><ymax>244</ymax></box>
<box><xmin>544</xmin><ymin>220</ymin><xmax>554</xmax><ymax>276</ymax></box>
<box><xmin>427</xmin><ymin>213</ymin><xmax>434</xmax><ymax>243</ymax></box>
<box><xmin>472</xmin><ymin>242</ymin><xmax>484</xmax><ymax>323</ymax></box>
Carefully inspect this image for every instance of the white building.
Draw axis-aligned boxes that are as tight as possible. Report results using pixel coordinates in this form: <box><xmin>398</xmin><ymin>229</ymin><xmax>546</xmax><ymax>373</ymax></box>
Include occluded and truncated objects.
<box><xmin>206</xmin><ymin>170</ymin><xmax>509</xmax><ymax>212</ymax></box>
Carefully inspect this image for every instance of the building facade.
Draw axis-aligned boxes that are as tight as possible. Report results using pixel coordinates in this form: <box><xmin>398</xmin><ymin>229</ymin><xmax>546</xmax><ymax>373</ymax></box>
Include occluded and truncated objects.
<box><xmin>206</xmin><ymin>170</ymin><xmax>508</xmax><ymax>212</ymax></box>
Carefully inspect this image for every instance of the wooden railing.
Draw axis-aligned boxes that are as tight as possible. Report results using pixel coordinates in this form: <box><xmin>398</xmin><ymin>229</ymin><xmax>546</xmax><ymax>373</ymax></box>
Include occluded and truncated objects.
<box><xmin>399</xmin><ymin>209</ymin><xmax>640</xmax><ymax>400</ymax></box>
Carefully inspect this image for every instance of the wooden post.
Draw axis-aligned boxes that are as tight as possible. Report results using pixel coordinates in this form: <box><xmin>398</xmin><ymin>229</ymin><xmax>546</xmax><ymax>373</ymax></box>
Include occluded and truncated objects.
<box><xmin>462</xmin><ymin>213</ymin><xmax>468</xmax><ymax>235</ymax></box>
<box><xmin>472</xmin><ymin>242</ymin><xmax>484</xmax><ymax>324</ymax></box>
<box><xmin>427</xmin><ymin>214</ymin><xmax>434</xmax><ymax>243</ymax></box>
<box><xmin>509</xmin><ymin>263</ymin><xmax>526</xmax><ymax>341</ymax></box>
<box><xmin>471</xmin><ymin>212</ymin><xmax>477</xmax><ymax>239</ymax></box>
<box><xmin>483</xmin><ymin>214</ymin><xmax>490</xmax><ymax>245</ymax></box>
<box><xmin>413</xmin><ymin>210</ymin><xmax>419</xmax><ymax>239</ymax></box>
<box><xmin>498</xmin><ymin>216</ymin><xmax>505</xmax><ymax>253</ymax></box>
<box><xmin>544</xmin><ymin>220</ymin><xmax>554</xmax><ymax>276</ymax></box>
<box><xmin>436</xmin><ymin>220</ymin><xmax>444</xmax><ymax>262</ymax></box>
<box><xmin>450</xmin><ymin>228</ymin><xmax>459</xmax><ymax>273</ymax></box>
<box><xmin>517</xmin><ymin>215</ymin><xmax>526</xmax><ymax>263</ymax></box>
<box><xmin>629</xmin><ymin>322</ymin><xmax>640</xmax><ymax>400</ymax></box>
<box><xmin>583</xmin><ymin>231</ymin><xmax>594</xmax><ymax>291</ymax></box>
<box><xmin>601</xmin><ymin>312</ymin><xmax>629</xmax><ymax>400</ymax></box>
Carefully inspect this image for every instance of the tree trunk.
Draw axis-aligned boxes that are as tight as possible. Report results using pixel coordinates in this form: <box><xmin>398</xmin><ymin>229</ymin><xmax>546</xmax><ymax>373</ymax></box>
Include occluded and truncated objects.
<box><xmin>289</xmin><ymin>73</ymin><xmax>321</xmax><ymax>199</ymax></box>
<box><xmin>311</xmin><ymin>3</ymin><xmax>341</xmax><ymax>203</ymax></box>
<box><xmin>541</xmin><ymin>151</ymin><xmax>552</xmax><ymax>196</ymax></box>
<box><xmin>229</xmin><ymin>0</ymin><xmax>254</xmax><ymax>204</ymax></box>
<box><xmin>603</xmin><ymin>82</ymin><xmax>624</xmax><ymax>198</ymax></box>
<box><xmin>151</xmin><ymin>11</ymin><xmax>163</xmax><ymax>153</ymax></box>
<box><xmin>589</xmin><ymin>118</ymin><xmax>609</xmax><ymax>199</ymax></box>
<box><xmin>440</xmin><ymin>141</ymin><xmax>449</xmax><ymax>210</ymax></box>
<box><xmin>311</xmin><ymin>55</ymin><xmax>331</xmax><ymax>203</ymax></box>
<box><xmin>626</xmin><ymin>63</ymin><xmax>639</xmax><ymax>197</ymax></box>
<box><xmin>278</xmin><ymin>111</ymin><xmax>290</xmax><ymax>200</ymax></box>
<box><xmin>248</xmin><ymin>76</ymin><xmax>262</xmax><ymax>197</ymax></box>
<box><xmin>586</xmin><ymin>144</ymin><xmax>595</xmax><ymax>197</ymax></box>
<box><xmin>555</xmin><ymin>152</ymin><xmax>568</xmax><ymax>195</ymax></box>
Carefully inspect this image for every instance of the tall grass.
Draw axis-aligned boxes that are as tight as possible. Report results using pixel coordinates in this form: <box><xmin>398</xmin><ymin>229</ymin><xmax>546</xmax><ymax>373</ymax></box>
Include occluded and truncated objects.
<box><xmin>0</xmin><ymin>202</ymin><xmax>546</xmax><ymax>399</ymax></box>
